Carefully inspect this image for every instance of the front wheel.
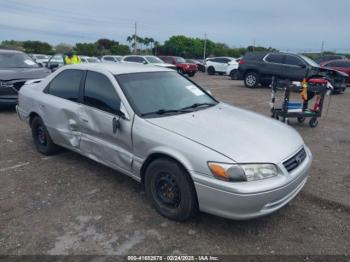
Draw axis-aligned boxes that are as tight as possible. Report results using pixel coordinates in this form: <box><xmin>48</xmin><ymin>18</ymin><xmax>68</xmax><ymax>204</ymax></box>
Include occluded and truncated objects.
<box><xmin>145</xmin><ymin>158</ymin><xmax>198</xmax><ymax>221</ymax></box>
<box><xmin>244</xmin><ymin>72</ymin><xmax>259</xmax><ymax>88</ymax></box>
<box><xmin>207</xmin><ymin>66</ymin><xmax>215</xmax><ymax>75</ymax></box>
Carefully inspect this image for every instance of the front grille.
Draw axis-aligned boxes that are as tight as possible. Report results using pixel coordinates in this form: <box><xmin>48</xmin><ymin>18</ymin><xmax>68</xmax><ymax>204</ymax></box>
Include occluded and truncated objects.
<box><xmin>0</xmin><ymin>80</ymin><xmax>26</xmax><ymax>95</ymax></box>
<box><xmin>283</xmin><ymin>148</ymin><xmax>306</xmax><ymax>172</ymax></box>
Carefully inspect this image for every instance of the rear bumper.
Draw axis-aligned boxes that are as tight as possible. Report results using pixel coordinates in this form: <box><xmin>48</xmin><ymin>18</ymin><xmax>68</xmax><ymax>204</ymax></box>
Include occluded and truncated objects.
<box><xmin>0</xmin><ymin>95</ymin><xmax>17</xmax><ymax>106</ymax></box>
<box><xmin>191</xmin><ymin>147</ymin><xmax>312</xmax><ymax>220</ymax></box>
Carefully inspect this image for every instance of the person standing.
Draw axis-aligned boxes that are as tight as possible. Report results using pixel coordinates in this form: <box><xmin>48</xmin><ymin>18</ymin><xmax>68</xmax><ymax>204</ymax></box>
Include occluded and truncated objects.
<box><xmin>64</xmin><ymin>50</ymin><xmax>81</xmax><ymax>65</ymax></box>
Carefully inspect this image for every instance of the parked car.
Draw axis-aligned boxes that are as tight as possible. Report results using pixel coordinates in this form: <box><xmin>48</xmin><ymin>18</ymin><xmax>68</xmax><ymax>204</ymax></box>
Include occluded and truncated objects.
<box><xmin>320</xmin><ymin>59</ymin><xmax>350</xmax><ymax>84</ymax></box>
<box><xmin>16</xmin><ymin>63</ymin><xmax>312</xmax><ymax>221</ymax></box>
<box><xmin>226</xmin><ymin>60</ymin><xmax>239</xmax><ymax>79</ymax></box>
<box><xmin>205</xmin><ymin>57</ymin><xmax>237</xmax><ymax>75</ymax></box>
<box><xmin>46</xmin><ymin>53</ymin><xmax>65</xmax><ymax>71</ymax></box>
<box><xmin>80</xmin><ymin>56</ymin><xmax>101</xmax><ymax>63</ymax></box>
<box><xmin>0</xmin><ymin>49</ymin><xmax>51</xmax><ymax>106</ymax></box>
<box><xmin>30</xmin><ymin>54</ymin><xmax>50</xmax><ymax>66</ymax></box>
<box><xmin>101</xmin><ymin>55</ymin><xmax>122</xmax><ymax>63</ymax></box>
<box><xmin>122</xmin><ymin>55</ymin><xmax>176</xmax><ymax>70</ymax></box>
<box><xmin>186</xmin><ymin>59</ymin><xmax>205</xmax><ymax>72</ymax></box>
<box><xmin>237</xmin><ymin>52</ymin><xmax>348</xmax><ymax>92</ymax></box>
<box><xmin>159</xmin><ymin>56</ymin><xmax>198</xmax><ymax>76</ymax></box>
<box><xmin>314</xmin><ymin>55</ymin><xmax>347</xmax><ymax>64</ymax></box>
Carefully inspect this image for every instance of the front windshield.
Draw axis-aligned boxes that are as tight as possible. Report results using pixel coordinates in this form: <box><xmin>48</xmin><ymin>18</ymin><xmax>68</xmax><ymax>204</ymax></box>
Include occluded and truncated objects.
<box><xmin>145</xmin><ymin>56</ymin><xmax>164</xmax><ymax>64</ymax></box>
<box><xmin>0</xmin><ymin>52</ymin><xmax>39</xmax><ymax>68</ymax></box>
<box><xmin>175</xmin><ymin>57</ymin><xmax>186</xmax><ymax>63</ymax></box>
<box><xmin>116</xmin><ymin>71</ymin><xmax>217</xmax><ymax>117</ymax></box>
<box><xmin>300</xmin><ymin>55</ymin><xmax>319</xmax><ymax>67</ymax></box>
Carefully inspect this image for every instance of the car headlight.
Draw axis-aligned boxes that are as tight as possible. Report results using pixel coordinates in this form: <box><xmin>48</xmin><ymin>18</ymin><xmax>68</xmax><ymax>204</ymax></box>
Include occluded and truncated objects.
<box><xmin>208</xmin><ymin>162</ymin><xmax>279</xmax><ymax>182</ymax></box>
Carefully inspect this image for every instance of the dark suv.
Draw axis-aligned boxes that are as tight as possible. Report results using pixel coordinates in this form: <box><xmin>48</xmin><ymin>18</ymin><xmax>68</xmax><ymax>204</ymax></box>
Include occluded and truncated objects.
<box><xmin>237</xmin><ymin>52</ymin><xmax>348</xmax><ymax>92</ymax></box>
<box><xmin>0</xmin><ymin>49</ymin><xmax>51</xmax><ymax>106</ymax></box>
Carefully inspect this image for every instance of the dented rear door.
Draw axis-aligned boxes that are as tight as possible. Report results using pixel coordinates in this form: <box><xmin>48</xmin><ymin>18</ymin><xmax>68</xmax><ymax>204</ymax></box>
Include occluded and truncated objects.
<box><xmin>41</xmin><ymin>69</ymin><xmax>85</xmax><ymax>149</ymax></box>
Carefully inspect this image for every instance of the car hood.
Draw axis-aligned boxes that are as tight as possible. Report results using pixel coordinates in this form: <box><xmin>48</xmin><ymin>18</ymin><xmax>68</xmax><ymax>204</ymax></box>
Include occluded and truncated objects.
<box><xmin>152</xmin><ymin>63</ymin><xmax>175</xmax><ymax>68</ymax></box>
<box><xmin>146</xmin><ymin>103</ymin><xmax>304</xmax><ymax>163</ymax></box>
<box><xmin>0</xmin><ymin>67</ymin><xmax>51</xmax><ymax>81</ymax></box>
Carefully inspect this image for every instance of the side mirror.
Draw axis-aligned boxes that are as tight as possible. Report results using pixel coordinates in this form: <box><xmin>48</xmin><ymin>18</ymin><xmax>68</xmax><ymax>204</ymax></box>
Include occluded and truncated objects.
<box><xmin>299</xmin><ymin>64</ymin><xmax>307</xmax><ymax>68</ymax></box>
<box><xmin>48</xmin><ymin>63</ymin><xmax>59</xmax><ymax>70</ymax></box>
<box><xmin>142</xmin><ymin>61</ymin><xmax>147</xmax><ymax>64</ymax></box>
<box><xmin>37</xmin><ymin>63</ymin><xmax>43</xmax><ymax>67</ymax></box>
<box><xmin>112</xmin><ymin>110</ymin><xmax>126</xmax><ymax>133</ymax></box>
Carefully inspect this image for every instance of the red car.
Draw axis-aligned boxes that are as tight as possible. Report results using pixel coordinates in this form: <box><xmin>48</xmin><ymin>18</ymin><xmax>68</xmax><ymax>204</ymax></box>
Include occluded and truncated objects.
<box><xmin>158</xmin><ymin>56</ymin><xmax>198</xmax><ymax>77</ymax></box>
<box><xmin>320</xmin><ymin>59</ymin><xmax>350</xmax><ymax>83</ymax></box>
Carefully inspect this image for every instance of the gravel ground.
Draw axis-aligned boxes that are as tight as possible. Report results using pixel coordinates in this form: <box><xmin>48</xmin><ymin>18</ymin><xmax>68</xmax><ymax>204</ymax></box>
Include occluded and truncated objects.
<box><xmin>0</xmin><ymin>72</ymin><xmax>349</xmax><ymax>257</ymax></box>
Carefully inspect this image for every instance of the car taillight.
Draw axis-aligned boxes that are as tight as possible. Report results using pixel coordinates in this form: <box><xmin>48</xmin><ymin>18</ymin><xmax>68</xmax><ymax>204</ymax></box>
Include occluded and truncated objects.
<box><xmin>239</xmin><ymin>60</ymin><xmax>246</xmax><ymax>65</ymax></box>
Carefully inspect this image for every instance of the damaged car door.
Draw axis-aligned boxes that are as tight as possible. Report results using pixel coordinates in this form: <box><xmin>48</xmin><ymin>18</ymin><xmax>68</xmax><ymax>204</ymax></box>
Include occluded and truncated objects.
<box><xmin>42</xmin><ymin>69</ymin><xmax>84</xmax><ymax>149</ymax></box>
<box><xmin>78</xmin><ymin>70</ymin><xmax>133</xmax><ymax>173</ymax></box>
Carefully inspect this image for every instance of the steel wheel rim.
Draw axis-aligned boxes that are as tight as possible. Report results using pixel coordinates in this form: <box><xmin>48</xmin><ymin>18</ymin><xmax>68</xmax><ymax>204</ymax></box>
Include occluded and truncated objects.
<box><xmin>37</xmin><ymin>125</ymin><xmax>47</xmax><ymax>145</ymax></box>
<box><xmin>155</xmin><ymin>172</ymin><xmax>181</xmax><ymax>208</ymax></box>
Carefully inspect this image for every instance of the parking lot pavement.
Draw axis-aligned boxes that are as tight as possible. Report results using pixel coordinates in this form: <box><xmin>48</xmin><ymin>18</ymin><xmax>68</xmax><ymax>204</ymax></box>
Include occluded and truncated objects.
<box><xmin>0</xmin><ymin>72</ymin><xmax>349</xmax><ymax>256</ymax></box>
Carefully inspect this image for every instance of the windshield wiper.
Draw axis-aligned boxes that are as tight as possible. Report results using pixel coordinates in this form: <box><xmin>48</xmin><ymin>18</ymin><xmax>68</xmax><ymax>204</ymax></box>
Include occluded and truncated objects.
<box><xmin>180</xmin><ymin>102</ymin><xmax>216</xmax><ymax>111</ymax></box>
<box><xmin>141</xmin><ymin>108</ymin><xmax>186</xmax><ymax>117</ymax></box>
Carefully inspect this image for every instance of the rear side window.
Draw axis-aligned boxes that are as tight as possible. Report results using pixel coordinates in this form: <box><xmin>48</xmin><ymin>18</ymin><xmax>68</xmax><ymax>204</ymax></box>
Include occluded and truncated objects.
<box><xmin>328</xmin><ymin>61</ymin><xmax>350</xmax><ymax>67</ymax></box>
<box><xmin>47</xmin><ymin>69</ymin><xmax>83</xmax><ymax>102</ymax></box>
<box><xmin>104</xmin><ymin>56</ymin><xmax>114</xmax><ymax>61</ymax></box>
<box><xmin>285</xmin><ymin>55</ymin><xmax>305</xmax><ymax>66</ymax></box>
<box><xmin>265</xmin><ymin>54</ymin><xmax>284</xmax><ymax>64</ymax></box>
<box><xmin>124</xmin><ymin>56</ymin><xmax>145</xmax><ymax>63</ymax></box>
<box><xmin>84</xmin><ymin>71</ymin><xmax>120</xmax><ymax>114</ymax></box>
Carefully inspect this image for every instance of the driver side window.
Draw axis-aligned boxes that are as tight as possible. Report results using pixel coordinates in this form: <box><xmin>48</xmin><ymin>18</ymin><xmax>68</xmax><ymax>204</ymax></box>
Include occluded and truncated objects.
<box><xmin>84</xmin><ymin>71</ymin><xmax>121</xmax><ymax>114</ymax></box>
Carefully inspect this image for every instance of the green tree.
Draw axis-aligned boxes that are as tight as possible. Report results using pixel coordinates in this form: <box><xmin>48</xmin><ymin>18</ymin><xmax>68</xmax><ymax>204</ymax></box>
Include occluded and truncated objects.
<box><xmin>22</xmin><ymin>41</ymin><xmax>52</xmax><ymax>54</ymax></box>
<box><xmin>0</xmin><ymin>40</ymin><xmax>24</xmax><ymax>51</ymax></box>
<box><xmin>76</xmin><ymin>42</ymin><xmax>98</xmax><ymax>56</ymax></box>
<box><xmin>55</xmin><ymin>43</ymin><xmax>73</xmax><ymax>54</ymax></box>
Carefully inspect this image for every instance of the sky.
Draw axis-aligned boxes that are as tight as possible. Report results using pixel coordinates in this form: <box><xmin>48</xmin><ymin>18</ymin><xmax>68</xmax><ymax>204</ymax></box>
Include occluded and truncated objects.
<box><xmin>0</xmin><ymin>0</ymin><xmax>349</xmax><ymax>52</ymax></box>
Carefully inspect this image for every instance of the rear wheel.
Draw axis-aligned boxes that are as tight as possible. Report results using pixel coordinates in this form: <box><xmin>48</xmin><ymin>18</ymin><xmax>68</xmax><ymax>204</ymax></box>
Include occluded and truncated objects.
<box><xmin>31</xmin><ymin>116</ymin><xmax>59</xmax><ymax>155</ymax></box>
<box><xmin>207</xmin><ymin>66</ymin><xmax>215</xmax><ymax>75</ymax></box>
<box><xmin>145</xmin><ymin>158</ymin><xmax>198</xmax><ymax>221</ymax></box>
<box><xmin>244</xmin><ymin>72</ymin><xmax>259</xmax><ymax>88</ymax></box>
<box><xmin>188</xmin><ymin>72</ymin><xmax>195</xmax><ymax>77</ymax></box>
<box><xmin>309</xmin><ymin>117</ymin><xmax>318</xmax><ymax>128</ymax></box>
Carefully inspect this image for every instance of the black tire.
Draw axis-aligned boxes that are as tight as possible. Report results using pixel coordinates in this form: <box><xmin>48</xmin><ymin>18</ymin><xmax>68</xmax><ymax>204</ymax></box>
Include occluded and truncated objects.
<box><xmin>177</xmin><ymin>68</ymin><xmax>184</xmax><ymax>75</ymax></box>
<box><xmin>145</xmin><ymin>158</ymin><xmax>198</xmax><ymax>221</ymax></box>
<box><xmin>309</xmin><ymin>117</ymin><xmax>318</xmax><ymax>128</ymax></box>
<box><xmin>244</xmin><ymin>71</ymin><xmax>259</xmax><ymax>88</ymax></box>
<box><xmin>31</xmin><ymin>116</ymin><xmax>59</xmax><ymax>155</ymax></box>
<box><xmin>297</xmin><ymin>117</ymin><xmax>306</xmax><ymax>123</ymax></box>
<box><xmin>188</xmin><ymin>72</ymin><xmax>195</xmax><ymax>77</ymax></box>
<box><xmin>207</xmin><ymin>66</ymin><xmax>215</xmax><ymax>75</ymax></box>
<box><xmin>230</xmin><ymin>70</ymin><xmax>238</xmax><ymax>80</ymax></box>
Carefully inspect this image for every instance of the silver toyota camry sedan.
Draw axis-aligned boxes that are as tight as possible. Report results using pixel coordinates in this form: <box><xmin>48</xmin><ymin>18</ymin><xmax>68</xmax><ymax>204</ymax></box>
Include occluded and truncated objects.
<box><xmin>16</xmin><ymin>63</ymin><xmax>312</xmax><ymax>221</ymax></box>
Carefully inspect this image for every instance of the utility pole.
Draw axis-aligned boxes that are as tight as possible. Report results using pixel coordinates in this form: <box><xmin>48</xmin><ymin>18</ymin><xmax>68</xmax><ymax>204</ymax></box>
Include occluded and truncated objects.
<box><xmin>253</xmin><ymin>39</ymin><xmax>256</xmax><ymax>51</ymax></box>
<box><xmin>321</xmin><ymin>40</ymin><xmax>324</xmax><ymax>55</ymax></box>
<box><xmin>203</xmin><ymin>33</ymin><xmax>207</xmax><ymax>60</ymax></box>
<box><xmin>134</xmin><ymin>22</ymin><xmax>137</xmax><ymax>54</ymax></box>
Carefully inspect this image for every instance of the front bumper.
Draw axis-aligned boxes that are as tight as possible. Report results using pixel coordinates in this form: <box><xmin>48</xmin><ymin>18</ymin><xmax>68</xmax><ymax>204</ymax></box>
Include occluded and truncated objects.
<box><xmin>191</xmin><ymin>147</ymin><xmax>312</xmax><ymax>220</ymax></box>
<box><xmin>0</xmin><ymin>95</ymin><xmax>17</xmax><ymax>106</ymax></box>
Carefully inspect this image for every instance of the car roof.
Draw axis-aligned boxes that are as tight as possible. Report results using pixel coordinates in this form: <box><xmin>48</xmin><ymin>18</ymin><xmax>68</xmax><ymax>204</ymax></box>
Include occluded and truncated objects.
<box><xmin>323</xmin><ymin>59</ymin><xmax>349</xmax><ymax>63</ymax></box>
<box><xmin>64</xmin><ymin>63</ymin><xmax>172</xmax><ymax>75</ymax></box>
<box><xmin>0</xmin><ymin>49</ymin><xmax>24</xmax><ymax>54</ymax></box>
